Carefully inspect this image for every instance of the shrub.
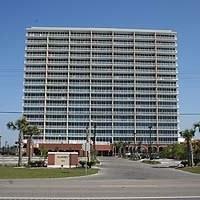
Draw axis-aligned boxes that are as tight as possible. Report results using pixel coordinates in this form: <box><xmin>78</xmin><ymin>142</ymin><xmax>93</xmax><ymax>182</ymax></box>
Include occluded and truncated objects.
<box><xmin>29</xmin><ymin>160</ymin><xmax>46</xmax><ymax>167</ymax></box>
<box><xmin>87</xmin><ymin>161</ymin><xmax>95</xmax><ymax>168</ymax></box>
<box><xmin>95</xmin><ymin>159</ymin><xmax>100</xmax><ymax>164</ymax></box>
<box><xmin>79</xmin><ymin>160</ymin><xmax>96</xmax><ymax>168</ymax></box>
<box><xmin>180</xmin><ymin>160</ymin><xmax>188</xmax><ymax>167</ymax></box>
<box><xmin>141</xmin><ymin>160</ymin><xmax>161</xmax><ymax>165</ymax></box>
<box><xmin>194</xmin><ymin>159</ymin><xmax>200</xmax><ymax>166</ymax></box>
<box><xmin>79</xmin><ymin>161</ymin><xmax>86</xmax><ymax>168</ymax></box>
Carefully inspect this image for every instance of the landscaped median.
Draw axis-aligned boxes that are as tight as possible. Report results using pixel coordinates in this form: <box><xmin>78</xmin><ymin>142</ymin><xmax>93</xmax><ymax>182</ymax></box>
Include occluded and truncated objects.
<box><xmin>0</xmin><ymin>166</ymin><xmax>98</xmax><ymax>179</ymax></box>
<box><xmin>141</xmin><ymin>159</ymin><xmax>161</xmax><ymax>165</ymax></box>
<box><xmin>179</xmin><ymin>166</ymin><xmax>200</xmax><ymax>174</ymax></box>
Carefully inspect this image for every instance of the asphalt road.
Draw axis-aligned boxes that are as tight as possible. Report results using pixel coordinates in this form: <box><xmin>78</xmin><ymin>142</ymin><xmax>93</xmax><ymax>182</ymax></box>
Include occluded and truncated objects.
<box><xmin>0</xmin><ymin>157</ymin><xmax>200</xmax><ymax>200</ymax></box>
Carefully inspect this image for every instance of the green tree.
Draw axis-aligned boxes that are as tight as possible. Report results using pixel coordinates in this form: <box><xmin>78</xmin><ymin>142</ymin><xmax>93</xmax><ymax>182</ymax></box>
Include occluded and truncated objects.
<box><xmin>40</xmin><ymin>147</ymin><xmax>48</xmax><ymax>158</ymax></box>
<box><xmin>172</xmin><ymin>143</ymin><xmax>186</xmax><ymax>160</ymax></box>
<box><xmin>25</xmin><ymin>125</ymin><xmax>41</xmax><ymax>165</ymax></box>
<box><xmin>122</xmin><ymin>142</ymin><xmax>128</xmax><ymax>157</ymax></box>
<box><xmin>114</xmin><ymin>141</ymin><xmax>123</xmax><ymax>157</ymax></box>
<box><xmin>7</xmin><ymin>116</ymin><xmax>29</xmax><ymax>166</ymax></box>
<box><xmin>193</xmin><ymin>140</ymin><xmax>200</xmax><ymax>165</ymax></box>
<box><xmin>180</xmin><ymin>129</ymin><xmax>195</xmax><ymax>167</ymax></box>
<box><xmin>161</xmin><ymin>143</ymin><xmax>186</xmax><ymax>160</ymax></box>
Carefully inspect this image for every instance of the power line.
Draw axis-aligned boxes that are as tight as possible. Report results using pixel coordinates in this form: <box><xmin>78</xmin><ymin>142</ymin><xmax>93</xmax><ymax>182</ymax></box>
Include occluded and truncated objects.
<box><xmin>0</xmin><ymin>111</ymin><xmax>22</xmax><ymax>114</ymax></box>
<box><xmin>180</xmin><ymin>113</ymin><xmax>200</xmax><ymax>116</ymax></box>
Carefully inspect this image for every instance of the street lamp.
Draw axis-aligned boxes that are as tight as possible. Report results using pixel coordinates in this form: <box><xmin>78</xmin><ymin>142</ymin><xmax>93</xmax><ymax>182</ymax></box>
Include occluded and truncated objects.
<box><xmin>92</xmin><ymin>122</ymin><xmax>96</xmax><ymax>160</ymax></box>
<box><xmin>148</xmin><ymin>125</ymin><xmax>152</xmax><ymax>160</ymax></box>
<box><xmin>84</xmin><ymin>126</ymin><xmax>89</xmax><ymax>174</ymax></box>
<box><xmin>133</xmin><ymin>132</ymin><xmax>136</xmax><ymax>155</ymax></box>
<box><xmin>85</xmin><ymin>126</ymin><xmax>89</xmax><ymax>163</ymax></box>
<box><xmin>91</xmin><ymin>121</ymin><xmax>96</xmax><ymax>160</ymax></box>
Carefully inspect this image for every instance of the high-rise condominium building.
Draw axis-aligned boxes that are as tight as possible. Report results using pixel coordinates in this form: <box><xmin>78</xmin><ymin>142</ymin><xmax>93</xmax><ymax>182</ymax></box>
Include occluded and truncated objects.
<box><xmin>23</xmin><ymin>27</ymin><xmax>178</xmax><ymax>147</ymax></box>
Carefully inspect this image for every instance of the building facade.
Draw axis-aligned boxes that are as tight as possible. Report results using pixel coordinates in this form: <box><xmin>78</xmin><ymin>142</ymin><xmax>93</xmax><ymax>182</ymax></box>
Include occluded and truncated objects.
<box><xmin>23</xmin><ymin>27</ymin><xmax>179</xmax><ymax>148</ymax></box>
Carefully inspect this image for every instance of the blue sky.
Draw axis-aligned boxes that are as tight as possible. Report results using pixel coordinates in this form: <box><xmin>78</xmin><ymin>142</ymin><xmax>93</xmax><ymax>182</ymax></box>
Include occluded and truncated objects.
<box><xmin>0</xmin><ymin>0</ymin><xmax>200</xmax><ymax>145</ymax></box>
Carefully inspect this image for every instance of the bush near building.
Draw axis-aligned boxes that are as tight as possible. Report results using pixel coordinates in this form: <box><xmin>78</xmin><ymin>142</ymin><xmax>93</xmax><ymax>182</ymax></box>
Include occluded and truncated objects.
<box><xmin>160</xmin><ymin>142</ymin><xmax>200</xmax><ymax>166</ymax></box>
<box><xmin>160</xmin><ymin>143</ymin><xmax>187</xmax><ymax>160</ymax></box>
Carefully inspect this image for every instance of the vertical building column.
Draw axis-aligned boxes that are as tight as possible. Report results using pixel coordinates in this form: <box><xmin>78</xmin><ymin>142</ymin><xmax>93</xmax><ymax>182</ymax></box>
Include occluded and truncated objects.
<box><xmin>111</xmin><ymin>31</ymin><xmax>114</xmax><ymax>144</ymax></box>
<box><xmin>89</xmin><ymin>31</ymin><xmax>92</xmax><ymax>141</ymax></box>
<box><xmin>133</xmin><ymin>32</ymin><xmax>137</xmax><ymax>145</ymax></box>
<box><xmin>67</xmin><ymin>31</ymin><xmax>71</xmax><ymax>143</ymax></box>
<box><xmin>155</xmin><ymin>32</ymin><xmax>159</xmax><ymax>150</ymax></box>
<box><xmin>175</xmin><ymin>34</ymin><xmax>179</xmax><ymax>140</ymax></box>
<box><xmin>43</xmin><ymin>33</ymin><xmax>49</xmax><ymax>143</ymax></box>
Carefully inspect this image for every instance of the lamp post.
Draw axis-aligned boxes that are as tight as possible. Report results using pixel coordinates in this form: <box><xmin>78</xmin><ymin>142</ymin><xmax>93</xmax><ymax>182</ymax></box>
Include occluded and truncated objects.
<box><xmin>85</xmin><ymin>126</ymin><xmax>89</xmax><ymax>174</ymax></box>
<box><xmin>148</xmin><ymin>125</ymin><xmax>152</xmax><ymax>160</ymax></box>
<box><xmin>92</xmin><ymin>123</ymin><xmax>96</xmax><ymax>160</ymax></box>
<box><xmin>133</xmin><ymin>132</ymin><xmax>136</xmax><ymax>156</ymax></box>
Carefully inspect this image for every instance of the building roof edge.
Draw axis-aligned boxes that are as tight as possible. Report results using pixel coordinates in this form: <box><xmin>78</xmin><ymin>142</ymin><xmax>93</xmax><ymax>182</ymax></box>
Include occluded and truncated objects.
<box><xmin>26</xmin><ymin>27</ymin><xmax>176</xmax><ymax>33</ymax></box>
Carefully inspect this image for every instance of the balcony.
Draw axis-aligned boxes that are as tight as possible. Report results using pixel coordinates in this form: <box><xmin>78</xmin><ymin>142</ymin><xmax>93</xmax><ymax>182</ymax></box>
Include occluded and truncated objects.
<box><xmin>25</xmin><ymin>54</ymin><xmax>46</xmax><ymax>58</ymax></box>
<box><xmin>46</xmin><ymin>96</ymin><xmax>67</xmax><ymax>100</ymax></box>
<box><xmin>92</xmin><ymin>48</ymin><xmax>112</xmax><ymax>52</ymax></box>
<box><xmin>48</xmin><ymin>47</ymin><xmax>68</xmax><ymax>51</ymax></box>
<box><xmin>23</xmin><ymin>103</ymin><xmax>45</xmax><ymax>107</ymax></box>
<box><xmin>25</xmin><ymin>68</ymin><xmax>46</xmax><ymax>72</ymax></box>
<box><xmin>25</xmin><ymin>60</ymin><xmax>46</xmax><ymax>65</ymax></box>
<box><xmin>25</xmin><ymin>75</ymin><xmax>46</xmax><ymax>79</ymax></box>
<box><xmin>46</xmin><ymin>118</ymin><xmax>67</xmax><ymax>122</ymax></box>
<box><xmin>114</xmin><ymin>43</ymin><xmax>134</xmax><ymax>47</ymax></box>
<box><xmin>26</xmin><ymin>40</ymin><xmax>47</xmax><ymax>45</ymax></box>
<box><xmin>48</xmin><ymin>40</ymin><xmax>68</xmax><ymax>45</ymax></box>
<box><xmin>135</xmin><ymin>35</ymin><xmax>155</xmax><ymax>40</ymax></box>
<box><xmin>24</xmin><ymin>89</ymin><xmax>45</xmax><ymax>93</ymax></box>
<box><xmin>25</xmin><ymin>47</ymin><xmax>47</xmax><ymax>51</ymax></box>
<box><xmin>135</xmin><ymin>42</ymin><xmax>155</xmax><ymax>47</ymax></box>
<box><xmin>47</xmin><ymin>89</ymin><xmax>67</xmax><ymax>93</ymax></box>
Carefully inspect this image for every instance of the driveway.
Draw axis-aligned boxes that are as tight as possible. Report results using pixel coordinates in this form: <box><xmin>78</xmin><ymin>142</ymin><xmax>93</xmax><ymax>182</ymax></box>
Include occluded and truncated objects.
<box><xmin>90</xmin><ymin>157</ymin><xmax>199</xmax><ymax>180</ymax></box>
<box><xmin>0</xmin><ymin>157</ymin><xmax>200</xmax><ymax>199</ymax></box>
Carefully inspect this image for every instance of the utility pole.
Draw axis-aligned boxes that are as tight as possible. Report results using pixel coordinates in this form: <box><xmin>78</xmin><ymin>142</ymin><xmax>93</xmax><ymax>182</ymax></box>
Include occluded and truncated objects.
<box><xmin>93</xmin><ymin>123</ymin><xmax>96</xmax><ymax>160</ymax></box>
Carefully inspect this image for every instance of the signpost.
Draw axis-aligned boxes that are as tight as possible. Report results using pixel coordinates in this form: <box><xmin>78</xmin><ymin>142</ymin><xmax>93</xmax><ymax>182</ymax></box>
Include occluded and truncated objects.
<box><xmin>82</xmin><ymin>142</ymin><xmax>90</xmax><ymax>175</ymax></box>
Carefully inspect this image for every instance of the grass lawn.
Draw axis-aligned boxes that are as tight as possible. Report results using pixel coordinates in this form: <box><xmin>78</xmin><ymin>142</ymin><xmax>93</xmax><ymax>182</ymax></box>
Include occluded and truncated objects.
<box><xmin>180</xmin><ymin>167</ymin><xmax>200</xmax><ymax>174</ymax></box>
<box><xmin>0</xmin><ymin>166</ymin><xmax>98</xmax><ymax>179</ymax></box>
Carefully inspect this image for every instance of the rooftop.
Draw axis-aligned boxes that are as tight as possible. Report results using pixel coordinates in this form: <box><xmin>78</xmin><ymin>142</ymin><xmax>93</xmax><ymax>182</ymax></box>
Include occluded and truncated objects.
<box><xmin>27</xmin><ymin>27</ymin><xmax>176</xmax><ymax>33</ymax></box>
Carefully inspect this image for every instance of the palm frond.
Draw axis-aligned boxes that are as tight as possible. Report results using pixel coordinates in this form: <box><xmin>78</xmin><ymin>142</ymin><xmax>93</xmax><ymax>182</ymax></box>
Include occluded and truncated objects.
<box><xmin>180</xmin><ymin>128</ymin><xmax>195</xmax><ymax>141</ymax></box>
<box><xmin>6</xmin><ymin>122</ymin><xmax>16</xmax><ymax>130</ymax></box>
<box><xmin>194</xmin><ymin>122</ymin><xmax>200</xmax><ymax>132</ymax></box>
<box><xmin>24</xmin><ymin>125</ymin><xmax>41</xmax><ymax>136</ymax></box>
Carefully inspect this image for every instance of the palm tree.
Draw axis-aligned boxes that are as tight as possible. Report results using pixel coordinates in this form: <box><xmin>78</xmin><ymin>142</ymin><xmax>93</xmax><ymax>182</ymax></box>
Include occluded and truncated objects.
<box><xmin>180</xmin><ymin>129</ymin><xmax>195</xmax><ymax>167</ymax></box>
<box><xmin>194</xmin><ymin>121</ymin><xmax>200</xmax><ymax>130</ymax></box>
<box><xmin>193</xmin><ymin>140</ymin><xmax>200</xmax><ymax>165</ymax></box>
<box><xmin>122</xmin><ymin>142</ymin><xmax>128</xmax><ymax>157</ymax></box>
<box><xmin>25</xmin><ymin>125</ymin><xmax>41</xmax><ymax>165</ymax></box>
<box><xmin>113</xmin><ymin>142</ymin><xmax>118</xmax><ymax>156</ymax></box>
<box><xmin>7</xmin><ymin>116</ymin><xmax>29</xmax><ymax>166</ymax></box>
<box><xmin>114</xmin><ymin>141</ymin><xmax>123</xmax><ymax>157</ymax></box>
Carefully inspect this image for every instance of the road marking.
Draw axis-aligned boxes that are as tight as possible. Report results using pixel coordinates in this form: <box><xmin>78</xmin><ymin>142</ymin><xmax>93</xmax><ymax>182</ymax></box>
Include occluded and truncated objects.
<box><xmin>0</xmin><ymin>196</ymin><xmax>200</xmax><ymax>199</ymax></box>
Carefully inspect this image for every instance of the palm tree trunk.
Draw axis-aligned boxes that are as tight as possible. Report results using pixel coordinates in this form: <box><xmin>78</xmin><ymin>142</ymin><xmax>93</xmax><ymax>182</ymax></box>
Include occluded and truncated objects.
<box><xmin>28</xmin><ymin>136</ymin><xmax>32</xmax><ymax>166</ymax></box>
<box><xmin>187</xmin><ymin>139</ymin><xmax>194</xmax><ymax>167</ymax></box>
<box><xmin>189</xmin><ymin>141</ymin><xmax>194</xmax><ymax>167</ymax></box>
<box><xmin>119</xmin><ymin>147</ymin><xmax>122</xmax><ymax>157</ymax></box>
<box><xmin>186</xmin><ymin>140</ymin><xmax>190</xmax><ymax>166</ymax></box>
<box><xmin>18</xmin><ymin>131</ymin><xmax>23</xmax><ymax>167</ymax></box>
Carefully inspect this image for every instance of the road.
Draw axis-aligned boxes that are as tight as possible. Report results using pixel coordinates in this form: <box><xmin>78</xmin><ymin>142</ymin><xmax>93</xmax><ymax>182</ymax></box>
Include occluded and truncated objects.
<box><xmin>0</xmin><ymin>157</ymin><xmax>200</xmax><ymax>199</ymax></box>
